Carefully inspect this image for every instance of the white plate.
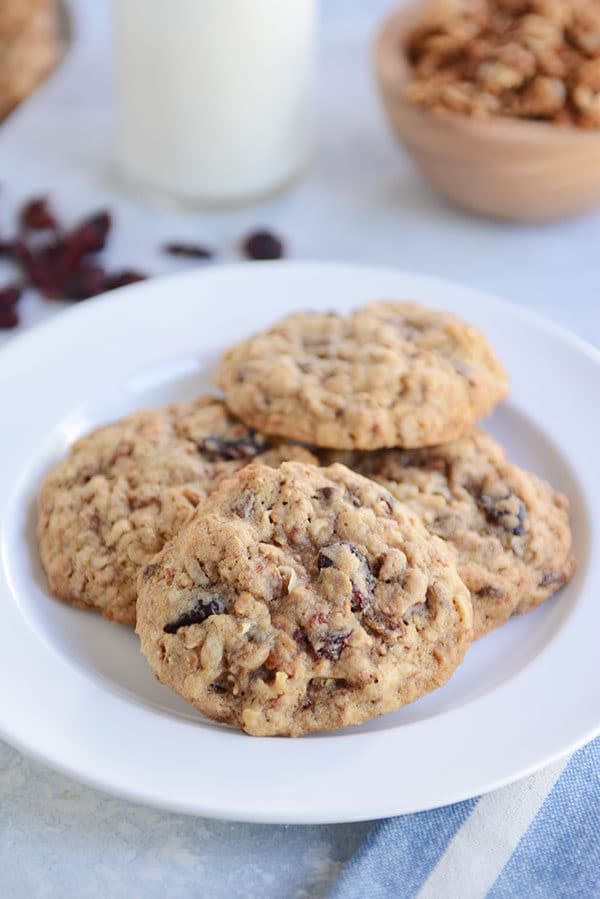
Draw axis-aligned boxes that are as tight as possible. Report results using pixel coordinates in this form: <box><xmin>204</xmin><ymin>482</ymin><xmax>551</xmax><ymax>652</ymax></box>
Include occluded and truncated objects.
<box><xmin>0</xmin><ymin>262</ymin><xmax>597</xmax><ymax>824</ymax></box>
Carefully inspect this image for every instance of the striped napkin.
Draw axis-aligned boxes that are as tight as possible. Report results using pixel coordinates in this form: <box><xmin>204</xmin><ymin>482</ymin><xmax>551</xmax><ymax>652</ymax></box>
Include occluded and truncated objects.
<box><xmin>330</xmin><ymin>739</ymin><xmax>599</xmax><ymax>898</ymax></box>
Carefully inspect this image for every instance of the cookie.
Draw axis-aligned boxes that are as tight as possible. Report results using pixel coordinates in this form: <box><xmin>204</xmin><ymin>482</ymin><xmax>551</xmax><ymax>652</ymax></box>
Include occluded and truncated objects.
<box><xmin>324</xmin><ymin>429</ymin><xmax>576</xmax><ymax>638</ymax></box>
<box><xmin>215</xmin><ymin>301</ymin><xmax>508</xmax><ymax>450</ymax></box>
<box><xmin>37</xmin><ymin>396</ymin><xmax>315</xmax><ymax>625</ymax></box>
<box><xmin>136</xmin><ymin>461</ymin><xmax>472</xmax><ymax>737</ymax></box>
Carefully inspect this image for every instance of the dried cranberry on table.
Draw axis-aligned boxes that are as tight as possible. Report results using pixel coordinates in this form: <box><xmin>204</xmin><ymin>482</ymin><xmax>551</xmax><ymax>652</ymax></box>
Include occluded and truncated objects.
<box><xmin>12</xmin><ymin>239</ymin><xmax>65</xmax><ymax>298</ymax></box>
<box><xmin>13</xmin><ymin>238</ymin><xmax>79</xmax><ymax>299</ymax></box>
<box><xmin>106</xmin><ymin>270</ymin><xmax>147</xmax><ymax>290</ymax></box>
<box><xmin>63</xmin><ymin>266</ymin><xmax>148</xmax><ymax>300</ymax></box>
<box><xmin>10</xmin><ymin>209</ymin><xmax>114</xmax><ymax>299</ymax></box>
<box><xmin>242</xmin><ymin>229</ymin><xmax>285</xmax><ymax>260</ymax></box>
<box><xmin>2</xmin><ymin>197</ymin><xmax>149</xmax><ymax>305</ymax></box>
<box><xmin>19</xmin><ymin>197</ymin><xmax>59</xmax><ymax>232</ymax></box>
<box><xmin>0</xmin><ymin>285</ymin><xmax>22</xmax><ymax>307</ymax></box>
<box><xmin>73</xmin><ymin>211</ymin><xmax>112</xmax><ymax>254</ymax></box>
<box><xmin>164</xmin><ymin>242</ymin><xmax>214</xmax><ymax>260</ymax></box>
<box><xmin>0</xmin><ymin>285</ymin><xmax>22</xmax><ymax>330</ymax></box>
<box><xmin>64</xmin><ymin>263</ymin><xmax>107</xmax><ymax>300</ymax></box>
<box><xmin>0</xmin><ymin>307</ymin><xmax>19</xmax><ymax>330</ymax></box>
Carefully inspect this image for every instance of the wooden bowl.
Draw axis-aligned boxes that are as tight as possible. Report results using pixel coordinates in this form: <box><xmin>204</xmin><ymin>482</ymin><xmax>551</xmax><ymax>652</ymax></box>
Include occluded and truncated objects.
<box><xmin>0</xmin><ymin>0</ymin><xmax>64</xmax><ymax>123</ymax></box>
<box><xmin>375</xmin><ymin>2</ymin><xmax>600</xmax><ymax>222</ymax></box>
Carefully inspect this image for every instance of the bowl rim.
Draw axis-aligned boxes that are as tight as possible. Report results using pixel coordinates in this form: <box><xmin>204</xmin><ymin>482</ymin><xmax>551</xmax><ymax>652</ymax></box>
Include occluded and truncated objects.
<box><xmin>375</xmin><ymin>0</ymin><xmax>600</xmax><ymax>145</ymax></box>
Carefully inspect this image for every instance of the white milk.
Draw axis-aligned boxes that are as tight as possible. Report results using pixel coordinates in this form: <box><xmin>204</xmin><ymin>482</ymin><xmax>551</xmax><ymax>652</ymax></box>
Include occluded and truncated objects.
<box><xmin>113</xmin><ymin>0</ymin><xmax>316</xmax><ymax>206</ymax></box>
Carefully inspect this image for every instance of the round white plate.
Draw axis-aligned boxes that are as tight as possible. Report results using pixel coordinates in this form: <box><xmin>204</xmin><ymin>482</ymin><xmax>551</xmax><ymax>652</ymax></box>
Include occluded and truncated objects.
<box><xmin>0</xmin><ymin>262</ymin><xmax>597</xmax><ymax>824</ymax></box>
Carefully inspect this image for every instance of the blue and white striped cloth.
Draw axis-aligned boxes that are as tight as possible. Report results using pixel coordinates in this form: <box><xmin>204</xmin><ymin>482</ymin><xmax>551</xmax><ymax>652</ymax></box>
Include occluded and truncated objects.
<box><xmin>330</xmin><ymin>737</ymin><xmax>599</xmax><ymax>898</ymax></box>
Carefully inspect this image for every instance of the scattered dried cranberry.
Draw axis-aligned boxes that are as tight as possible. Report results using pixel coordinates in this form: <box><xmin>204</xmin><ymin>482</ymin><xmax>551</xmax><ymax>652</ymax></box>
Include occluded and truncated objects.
<box><xmin>164</xmin><ymin>242</ymin><xmax>214</xmax><ymax>260</ymax></box>
<box><xmin>31</xmin><ymin>251</ymin><xmax>63</xmax><ymax>296</ymax></box>
<box><xmin>242</xmin><ymin>229</ymin><xmax>285</xmax><ymax>260</ymax></box>
<box><xmin>73</xmin><ymin>211</ymin><xmax>112</xmax><ymax>254</ymax></box>
<box><xmin>0</xmin><ymin>306</ymin><xmax>19</xmax><ymax>329</ymax></box>
<box><xmin>15</xmin><ymin>240</ymin><xmax>74</xmax><ymax>299</ymax></box>
<box><xmin>0</xmin><ymin>285</ymin><xmax>21</xmax><ymax>329</ymax></box>
<box><xmin>106</xmin><ymin>270</ymin><xmax>147</xmax><ymax>290</ymax></box>
<box><xmin>64</xmin><ymin>263</ymin><xmax>107</xmax><ymax>300</ymax></box>
<box><xmin>0</xmin><ymin>198</ymin><xmax>153</xmax><ymax>314</ymax></box>
<box><xmin>20</xmin><ymin>197</ymin><xmax>58</xmax><ymax>232</ymax></box>
<box><xmin>0</xmin><ymin>285</ymin><xmax>22</xmax><ymax>307</ymax></box>
<box><xmin>10</xmin><ymin>213</ymin><xmax>116</xmax><ymax>300</ymax></box>
<box><xmin>11</xmin><ymin>239</ymin><xmax>31</xmax><ymax>268</ymax></box>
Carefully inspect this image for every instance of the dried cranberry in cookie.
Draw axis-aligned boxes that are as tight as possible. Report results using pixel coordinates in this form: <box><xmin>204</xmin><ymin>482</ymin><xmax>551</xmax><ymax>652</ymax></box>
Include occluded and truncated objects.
<box><xmin>136</xmin><ymin>461</ymin><xmax>472</xmax><ymax>736</ymax></box>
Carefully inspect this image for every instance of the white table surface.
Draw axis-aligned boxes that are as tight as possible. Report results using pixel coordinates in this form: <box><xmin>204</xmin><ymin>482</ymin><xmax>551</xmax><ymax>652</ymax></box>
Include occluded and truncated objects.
<box><xmin>0</xmin><ymin>1</ymin><xmax>598</xmax><ymax>896</ymax></box>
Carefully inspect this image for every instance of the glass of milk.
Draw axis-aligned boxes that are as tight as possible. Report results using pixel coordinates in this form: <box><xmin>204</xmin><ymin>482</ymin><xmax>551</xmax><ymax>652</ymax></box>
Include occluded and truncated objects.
<box><xmin>113</xmin><ymin>0</ymin><xmax>317</xmax><ymax>207</ymax></box>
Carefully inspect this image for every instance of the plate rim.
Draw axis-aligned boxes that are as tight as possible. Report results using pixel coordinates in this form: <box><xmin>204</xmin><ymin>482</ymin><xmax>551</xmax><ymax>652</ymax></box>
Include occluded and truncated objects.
<box><xmin>2</xmin><ymin>259</ymin><xmax>600</xmax><ymax>369</ymax></box>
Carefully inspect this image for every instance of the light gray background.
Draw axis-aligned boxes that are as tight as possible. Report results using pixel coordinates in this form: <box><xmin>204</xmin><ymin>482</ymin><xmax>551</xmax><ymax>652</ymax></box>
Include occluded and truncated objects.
<box><xmin>0</xmin><ymin>1</ymin><xmax>598</xmax><ymax>896</ymax></box>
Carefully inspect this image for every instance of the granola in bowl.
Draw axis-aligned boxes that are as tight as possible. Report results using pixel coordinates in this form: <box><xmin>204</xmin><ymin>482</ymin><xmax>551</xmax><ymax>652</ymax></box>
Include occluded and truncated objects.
<box><xmin>403</xmin><ymin>0</ymin><xmax>600</xmax><ymax>127</ymax></box>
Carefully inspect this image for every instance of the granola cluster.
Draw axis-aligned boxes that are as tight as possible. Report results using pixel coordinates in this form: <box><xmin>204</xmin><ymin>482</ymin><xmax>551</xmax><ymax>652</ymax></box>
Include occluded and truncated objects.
<box><xmin>403</xmin><ymin>0</ymin><xmax>600</xmax><ymax>126</ymax></box>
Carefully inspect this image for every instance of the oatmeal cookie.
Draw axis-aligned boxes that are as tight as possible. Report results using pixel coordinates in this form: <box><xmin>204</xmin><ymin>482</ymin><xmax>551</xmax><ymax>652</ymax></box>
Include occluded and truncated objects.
<box><xmin>325</xmin><ymin>429</ymin><xmax>575</xmax><ymax>638</ymax></box>
<box><xmin>136</xmin><ymin>461</ymin><xmax>472</xmax><ymax>736</ymax></box>
<box><xmin>37</xmin><ymin>396</ymin><xmax>314</xmax><ymax>625</ymax></box>
<box><xmin>215</xmin><ymin>301</ymin><xmax>508</xmax><ymax>450</ymax></box>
